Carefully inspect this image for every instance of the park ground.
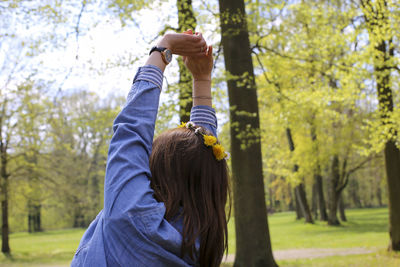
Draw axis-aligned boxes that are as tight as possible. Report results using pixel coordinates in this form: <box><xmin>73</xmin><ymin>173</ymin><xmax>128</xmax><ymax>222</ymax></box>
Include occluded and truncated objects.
<box><xmin>0</xmin><ymin>208</ymin><xmax>399</xmax><ymax>266</ymax></box>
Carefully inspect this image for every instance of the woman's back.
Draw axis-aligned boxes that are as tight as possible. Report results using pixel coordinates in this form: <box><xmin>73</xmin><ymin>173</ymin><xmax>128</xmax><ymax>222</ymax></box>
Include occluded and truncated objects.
<box><xmin>71</xmin><ymin>32</ymin><xmax>229</xmax><ymax>267</ymax></box>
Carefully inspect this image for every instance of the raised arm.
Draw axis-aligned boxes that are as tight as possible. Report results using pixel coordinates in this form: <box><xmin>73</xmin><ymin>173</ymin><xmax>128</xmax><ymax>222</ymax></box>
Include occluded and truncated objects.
<box><xmin>104</xmin><ymin>33</ymin><xmax>207</xmax><ymax>216</ymax></box>
<box><xmin>182</xmin><ymin>30</ymin><xmax>217</xmax><ymax>136</ymax></box>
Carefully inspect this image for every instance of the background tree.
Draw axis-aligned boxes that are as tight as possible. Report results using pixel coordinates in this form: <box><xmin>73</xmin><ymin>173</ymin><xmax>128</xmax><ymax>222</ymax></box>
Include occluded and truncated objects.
<box><xmin>360</xmin><ymin>0</ymin><xmax>400</xmax><ymax>251</ymax></box>
<box><xmin>15</xmin><ymin>81</ymin><xmax>51</xmax><ymax>233</ymax></box>
<box><xmin>218</xmin><ymin>0</ymin><xmax>277</xmax><ymax>266</ymax></box>
<box><xmin>176</xmin><ymin>0</ymin><xmax>197</xmax><ymax>122</ymax></box>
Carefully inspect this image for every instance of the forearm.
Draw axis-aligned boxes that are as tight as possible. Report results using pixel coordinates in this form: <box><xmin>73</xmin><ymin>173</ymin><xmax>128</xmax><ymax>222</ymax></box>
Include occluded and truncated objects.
<box><xmin>192</xmin><ymin>79</ymin><xmax>212</xmax><ymax>107</ymax></box>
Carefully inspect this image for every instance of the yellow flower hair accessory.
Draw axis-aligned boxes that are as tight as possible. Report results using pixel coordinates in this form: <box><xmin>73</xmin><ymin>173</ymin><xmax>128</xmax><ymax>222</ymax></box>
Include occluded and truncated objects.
<box><xmin>178</xmin><ymin>122</ymin><xmax>187</xmax><ymax>128</ymax></box>
<box><xmin>203</xmin><ymin>135</ymin><xmax>217</xmax><ymax>147</ymax></box>
<box><xmin>177</xmin><ymin>122</ymin><xmax>229</xmax><ymax>161</ymax></box>
<box><xmin>212</xmin><ymin>144</ymin><xmax>227</xmax><ymax>161</ymax></box>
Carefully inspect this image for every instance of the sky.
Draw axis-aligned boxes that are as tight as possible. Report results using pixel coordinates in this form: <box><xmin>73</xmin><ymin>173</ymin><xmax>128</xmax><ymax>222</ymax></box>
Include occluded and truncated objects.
<box><xmin>1</xmin><ymin>0</ymin><xmax>219</xmax><ymax>97</ymax></box>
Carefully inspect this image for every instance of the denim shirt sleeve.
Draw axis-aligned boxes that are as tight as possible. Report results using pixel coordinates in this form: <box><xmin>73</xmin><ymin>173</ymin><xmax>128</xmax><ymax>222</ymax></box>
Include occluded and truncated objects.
<box><xmin>104</xmin><ymin>65</ymin><xmax>163</xmax><ymax>217</ymax></box>
<box><xmin>190</xmin><ymin>105</ymin><xmax>218</xmax><ymax>137</ymax></box>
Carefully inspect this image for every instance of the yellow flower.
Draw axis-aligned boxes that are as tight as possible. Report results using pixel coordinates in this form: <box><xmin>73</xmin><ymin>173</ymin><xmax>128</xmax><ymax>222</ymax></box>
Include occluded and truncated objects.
<box><xmin>212</xmin><ymin>144</ymin><xmax>227</xmax><ymax>161</ymax></box>
<box><xmin>178</xmin><ymin>122</ymin><xmax>187</xmax><ymax>128</ymax></box>
<box><xmin>203</xmin><ymin>135</ymin><xmax>217</xmax><ymax>147</ymax></box>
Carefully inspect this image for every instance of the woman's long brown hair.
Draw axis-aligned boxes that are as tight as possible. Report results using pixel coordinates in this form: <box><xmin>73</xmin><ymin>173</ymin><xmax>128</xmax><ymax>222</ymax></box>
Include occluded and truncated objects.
<box><xmin>149</xmin><ymin>126</ymin><xmax>231</xmax><ymax>267</ymax></box>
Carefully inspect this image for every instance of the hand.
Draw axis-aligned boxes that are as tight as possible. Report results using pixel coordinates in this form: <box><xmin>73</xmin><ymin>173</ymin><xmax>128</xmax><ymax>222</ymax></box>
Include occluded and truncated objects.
<box><xmin>158</xmin><ymin>33</ymin><xmax>207</xmax><ymax>57</ymax></box>
<box><xmin>182</xmin><ymin>30</ymin><xmax>213</xmax><ymax>80</ymax></box>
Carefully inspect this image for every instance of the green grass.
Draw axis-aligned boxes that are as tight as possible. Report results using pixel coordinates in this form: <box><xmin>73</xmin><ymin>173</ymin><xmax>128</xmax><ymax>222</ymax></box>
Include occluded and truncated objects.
<box><xmin>1</xmin><ymin>208</ymin><xmax>399</xmax><ymax>266</ymax></box>
<box><xmin>221</xmin><ymin>250</ymin><xmax>400</xmax><ymax>267</ymax></box>
<box><xmin>0</xmin><ymin>229</ymin><xmax>85</xmax><ymax>266</ymax></box>
<box><xmin>277</xmin><ymin>250</ymin><xmax>400</xmax><ymax>267</ymax></box>
<box><xmin>226</xmin><ymin>208</ymin><xmax>390</xmax><ymax>254</ymax></box>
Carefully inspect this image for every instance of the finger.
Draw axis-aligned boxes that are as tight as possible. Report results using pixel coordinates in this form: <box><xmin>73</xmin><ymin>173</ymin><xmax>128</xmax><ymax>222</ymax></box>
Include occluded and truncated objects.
<box><xmin>207</xmin><ymin>45</ymin><xmax>213</xmax><ymax>57</ymax></box>
<box><xmin>174</xmin><ymin>39</ymin><xmax>207</xmax><ymax>52</ymax></box>
<box><xmin>203</xmin><ymin>44</ymin><xmax>208</xmax><ymax>55</ymax></box>
<box><xmin>183</xmin><ymin>51</ymin><xmax>210</xmax><ymax>57</ymax></box>
<box><xmin>174</xmin><ymin>50</ymin><xmax>208</xmax><ymax>57</ymax></box>
<box><xmin>177</xmin><ymin>33</ymin><xmax>205</xmax><ymax>44</ymax></box>
<box><xmin>174</xmin><ymin>46</ymin><xmax>209</xmax><ymax>56</ymax></box>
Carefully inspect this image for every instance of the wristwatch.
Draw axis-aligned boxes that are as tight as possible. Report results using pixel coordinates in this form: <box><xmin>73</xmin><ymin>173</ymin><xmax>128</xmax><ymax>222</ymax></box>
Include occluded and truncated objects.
<box><xmin>149</xmin><ymin>46</ymin><xmax>172</xmax><ymax>65</ymax></box>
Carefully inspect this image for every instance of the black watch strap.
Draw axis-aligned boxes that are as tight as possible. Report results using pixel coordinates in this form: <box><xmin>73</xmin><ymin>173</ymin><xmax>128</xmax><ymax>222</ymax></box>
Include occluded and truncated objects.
<box><xmin>149</xmin><ymin>46</ymin><xmax>167</xmax><ymax>55</ymax></box>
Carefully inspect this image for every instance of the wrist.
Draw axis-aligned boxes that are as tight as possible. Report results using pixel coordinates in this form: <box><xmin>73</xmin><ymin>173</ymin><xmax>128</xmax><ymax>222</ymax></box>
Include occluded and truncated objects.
<box><xmin>145</xmin><ymin>52</ymin><xmax>167</xmax><ymax>72</ymax></box>
<box><xmin>193</xmin><ymin>75</ymin><xmax>211</xmax><ymax>81</ymax></box>
<box><xmin>157</xmin><ymin>34</ymin><xmax>171</xmax><ymax>50</ymax></box>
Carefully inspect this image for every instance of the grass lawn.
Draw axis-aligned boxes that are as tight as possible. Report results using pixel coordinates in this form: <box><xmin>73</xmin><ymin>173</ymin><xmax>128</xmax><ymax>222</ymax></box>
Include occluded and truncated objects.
<box><xmin>1</xmin><ymin>208</ymin><xmax>399</xmax><ymax>266</ymax></box>
<box><xmin>0</xmin><ymin>229</ymin><xmax>85</xmax><ymax>266</ymax></box>
<box><xmin>228</xmin><ymin>207</ymin><xmax>391</xmax><ymax>253</ymax></box>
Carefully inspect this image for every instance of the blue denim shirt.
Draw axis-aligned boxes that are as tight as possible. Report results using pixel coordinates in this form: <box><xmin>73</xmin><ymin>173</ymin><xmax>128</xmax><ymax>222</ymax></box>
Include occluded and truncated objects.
<box><xmin>71</xmin><ymin>65</ymin><xmax>218</xmax><ymax>267</ymax></box>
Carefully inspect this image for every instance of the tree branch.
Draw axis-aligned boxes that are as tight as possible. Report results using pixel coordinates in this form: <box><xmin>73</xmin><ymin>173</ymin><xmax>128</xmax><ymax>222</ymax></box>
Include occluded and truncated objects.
<box><xmin>253</xmin><ymin>50</ymin><xmax>296</xmax><ymax>103</ymax></box>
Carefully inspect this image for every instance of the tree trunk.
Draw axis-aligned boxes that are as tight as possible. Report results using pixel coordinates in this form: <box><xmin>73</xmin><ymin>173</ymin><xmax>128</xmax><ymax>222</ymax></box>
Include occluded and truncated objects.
<box><xmin>73</xmin><ymin>207</ymin><xmax>85</xmax><ymax>228</ymax></box>
<box><xmin>310</xmin><ymin>126</ymin><xmax>328</xmax><ymax>221</ymax></box>
<box><xmin>315</xmin><ymin>173</ymin><xmax>328</xmax><ymax>221</ymax></box>
<box><xmin>218</xmin><ymin>1</ymin><xmax>277</xmax><ymax>266</ymax></box>
<box><xmin>286</xmin><ymin>128</ymin><xmax>313</xmax><ymax>224</ymax></box>
<box><xmin>376</xmin><ymin>184</ymin><xmax>383</xmax><ymax>207</ymax></box>
<box><xmin>384</xmin><ymin>141</ymin><xmax>400</xmax><ymax>250</ymax></box>
<box><xmin>294</xmin><ymin>189</ymin><xmax>303</xmax><ymax>220</ymax></box>
<box><xmin>0</xmin><ymin>144</ymin><xmax>10</xmax><ymax>254</ymax></box>
<box><xmin>362</xmin><ymin>0</ymin><xmax>400</xmax><ymax>251</ymax></box>
<box><xmin>177</xmin><ymin>0</ymin><xmax>196</xmax><ymax>122</ymax></box>
<box><xmin>287</xmin><ymin>183</ymin><xmax>294</xmax><ymax>211</ymax></box>
<box><xmin>268</xmin><ymin>187</ymin><xmax>273</xmax><ymax>211</ymax></box>
<box><xmin>28</xmin><ymin>201</ymin><xmax>42</xmax><ymax>232</ymax></box>
<box><xmin>311</xmin><ymin>181</ymin><xmax>318</xmax><ymax>219</ymax></box>
<box><xmin>339</xmin><ymin>194</ymin><xmax>347</xmax><ymax>222</ymax></box>
<box><xmin>295</xmin><ymin>182</ymin><xmax>314</xmax><ymax>223</ymax></box>
<box><xmin>349</xmin><ymin>179</ymin><xmax>362</xmax><ymax>208</ymax></box>
<box><xmin>328</xmin><ymin>155</ymin><xmax>340</xmax><ymax>226</ymax></box>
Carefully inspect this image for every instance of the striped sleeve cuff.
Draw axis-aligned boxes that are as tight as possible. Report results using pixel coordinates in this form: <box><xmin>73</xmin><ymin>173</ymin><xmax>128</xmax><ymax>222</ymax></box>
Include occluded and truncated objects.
<box><xmin>190</xmin><ymin>105</ymin><xmax>218</xmax><ymax>129</ymax></box>
<box><xmin>132</xmin><ymin>65</ymin><xmax>163</xmax><ymax>90</ymax></box>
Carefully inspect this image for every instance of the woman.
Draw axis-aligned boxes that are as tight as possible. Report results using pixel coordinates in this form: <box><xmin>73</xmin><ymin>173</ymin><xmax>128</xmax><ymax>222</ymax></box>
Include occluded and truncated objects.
<box><xmin>71</xmin><ymin>31</ymin><xmax>230</xmax><ymax>267</ymax></box>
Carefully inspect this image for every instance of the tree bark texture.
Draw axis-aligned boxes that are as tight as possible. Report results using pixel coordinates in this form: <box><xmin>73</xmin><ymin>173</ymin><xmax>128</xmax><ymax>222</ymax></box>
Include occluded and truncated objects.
<box><xmin>339</xmin><ymin>194</ymin><xmax>347</xmax><ymax>222</ymax></box>
<box><xmin>218</xmin><ymin>1</ymin><xmax>277</xmax><ymax>266</ymax></box>
<box><xmin>287</xmin><ymin>183</ymin><xmax>294</xmax><ymax>211</ymax></box>
<box><xmin>294</xmin><ymin>189</ymin><xmax>303</xmax><ymax>220</ymax></box>
<box><xmin>0</xmin><ymin>143</ymin><xmax>10</xmax><ymax>254</ymax></box>
<box><xmin>315</xmin><ymin>174</ymin><xmax>328</xmax><ymax>221</ymax></box>
<box><xmin>328</xmin><ymin>155</ymin><xmax>340</xmax><ymax>226</ymax></box>
<box><xmin>286</xmin><ymin>128</ymin><xmax>313</xmax><ymax>224</ymax></box>
<box><xmin>349</xmin><ymin>179</ymin><xmax>362</xmax><ymax>208</ymax></box>
<box><xmin>177</xmin><ymin>0</ymin><xmax>196</xmax><ymax>122</ymax></box>
<box><xmin>311</xmin><ymin>182</ymin><xmax>318</xmax><ymax>219</ymax></box>
<box><xmin>295</xmin><ymin>182</ymin><xmax>314</xmax><ymax>224</ymax></box>
<box><xmin>310</xmin><ymin>125</ymin><xmax>328</xmax><ymax>221</ymax></box>
<box><xmin>361</xmin><ymin>0</ymin><xmax>400</xmax><ymax>250</ymax></box>
<box><xmin>0</xmin><ymin>100</ymin><xmax>10</xmax><ymax>255</ymax></box>
<box><xmin>375</xmin><ymin>28</ymin><xmax>400</xmax><ymax>253</ymax></box>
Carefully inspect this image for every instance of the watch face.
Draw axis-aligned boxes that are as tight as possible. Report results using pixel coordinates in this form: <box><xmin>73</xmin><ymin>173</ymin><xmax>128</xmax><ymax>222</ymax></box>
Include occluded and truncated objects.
<box><xmin>165</xmin><ymin>49</ymin><xmax>172</xmax><ymax>63</ymax></box>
